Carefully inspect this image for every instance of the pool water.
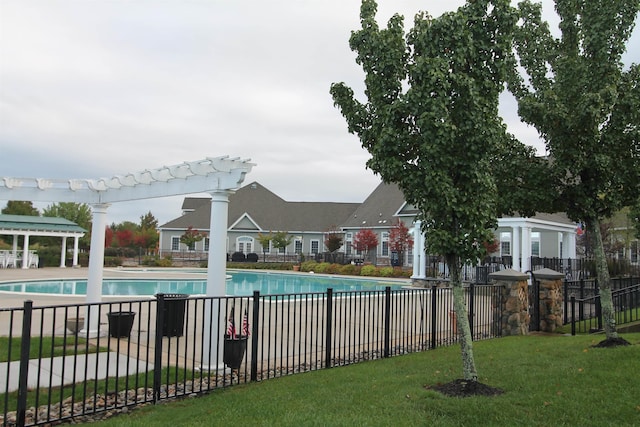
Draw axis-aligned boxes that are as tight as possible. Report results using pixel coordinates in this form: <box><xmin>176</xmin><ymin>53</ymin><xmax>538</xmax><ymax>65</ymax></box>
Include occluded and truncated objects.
<box><xmin>0</xmin><ymin>271</ymin><xmax>403</xmax><ymax>296</ymax></box>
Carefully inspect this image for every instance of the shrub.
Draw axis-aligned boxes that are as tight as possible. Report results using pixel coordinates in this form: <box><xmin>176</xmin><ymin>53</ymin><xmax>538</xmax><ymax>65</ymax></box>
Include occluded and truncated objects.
<box><xmin>155</xmin><ymin>257</ymin><xmax>173</xmax><ymax>267</ymax></box>
<box><xmin>378</xmin><ymin>267</ymin><xmax>394</xmax><ymax>277</ymax></box>
<box><xmin>301</xmin><ymin>260</ymin><xmax>318</xmax><ymax>272</ymax></box>
<box><xmin>314</xmin><ymin>262</ymin><xmax>331</xmax><ymax>274</ymax></box>
<box><xmin>231</xmin><ymin>252</ymin><xmax>246</xmax><ymax>262</ymax></box>
<box><xmin>104</xmin><ymin>256</ymin><xmax>123</xmax><ymax>267</ymax></box>
<box><xmin>339</xmin><ymin>264</ymin><xmax>358</xmax><ymax>275</ymax></box>
<box><xmin>246</xmin><ymin>253</ymin><xmax>259</xmax><ymax>263</ymax></box>
<box><xmin>327</xmin><ymin>263</ymin><xmax>341</xmax><ymax>274</ymax></box>
<box><xmin>360</xmin><ymin>265</ymin><xmax>378</xmax><ymax>276</ymax></box>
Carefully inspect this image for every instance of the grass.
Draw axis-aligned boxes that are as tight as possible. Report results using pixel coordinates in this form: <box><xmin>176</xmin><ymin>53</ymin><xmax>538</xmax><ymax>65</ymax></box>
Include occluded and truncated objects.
<box><xmin>93</xmin><ymin>333</ymin><xmax>640</xmax><ymax>427</ymax></box>
<box><xmin>0</xmin><ymin>336</ymin><xmax>99</xmax><ymax>362</ymax></box>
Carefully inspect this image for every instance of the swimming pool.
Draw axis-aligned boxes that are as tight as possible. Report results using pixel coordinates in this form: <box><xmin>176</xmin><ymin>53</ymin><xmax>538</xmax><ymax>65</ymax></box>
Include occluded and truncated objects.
<box><xmin>0</xmin><ymin>271</ymin><xmax>405</xmax><ymax>296</ymax></box>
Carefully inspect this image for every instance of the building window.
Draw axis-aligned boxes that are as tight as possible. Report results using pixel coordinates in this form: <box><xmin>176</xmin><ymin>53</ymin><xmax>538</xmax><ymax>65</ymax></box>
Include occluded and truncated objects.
<box><xmin>631</xmin><ymin>241</ymin><xmax>638</xmax><ymax>263</ymax></box>
<box><xmin>345</xmin><ymin>233</ymin><xmax>353</xmax><ymax>255</ymax></box>
<box><xmin>500</xmin><ymin>232</ymin><xmax>511</xmax><ymax>256</ymax></box>
<box><xmin>295</xmin><ymin>239</ymin><xmax>302</xmax><ymax>254</ymax></box>
<box><xmin>311</xmin><ymin>240</ymin><xmax>319</xmax><ymax>254</ymax></box>
<box><xmin>381</xmin><ymin>232</ymin><xmax>389</xmax><ymax>256</ymax></box>
<box><xmin>204</xmin><ymin>238</ymin><xmax>209</xmax><ymax>252</ymax></box>
<box><xmin>171</xmin><ymin>237</ymin><xmax>180</xmax><ymax>251</ymax></box>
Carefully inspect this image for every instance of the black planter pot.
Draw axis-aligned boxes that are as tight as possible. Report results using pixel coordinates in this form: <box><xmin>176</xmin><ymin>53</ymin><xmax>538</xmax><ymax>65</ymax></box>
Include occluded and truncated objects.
<box><xmin>107</xmin><ymin>311</ymin><xmax>136</xmax><ymax>338</ymax></box>
<box><xmin>223</xmin><ymin>335</ymin><xmax>248</xmax><ymax>369</ymax></box>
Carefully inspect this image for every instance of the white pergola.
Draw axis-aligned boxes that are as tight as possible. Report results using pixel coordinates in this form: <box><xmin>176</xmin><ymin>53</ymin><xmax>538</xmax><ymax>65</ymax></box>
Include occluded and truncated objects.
<box><xmin>0</xmin><ymin>156</ymin><xmax>254</xmax><ymax>362</ymax></box>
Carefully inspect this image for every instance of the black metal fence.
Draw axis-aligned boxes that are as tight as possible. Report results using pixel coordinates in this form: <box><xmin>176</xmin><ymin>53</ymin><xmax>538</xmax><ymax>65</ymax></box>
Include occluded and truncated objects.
<box><xmin>562</xmin><ymin>277</ymin><xmax>640</xmax><ymax>334</ymax></box>
<box><xmin>1</xmin><ymin>285</ymin><xmax>502</xmax><ymax>426</ymax></box>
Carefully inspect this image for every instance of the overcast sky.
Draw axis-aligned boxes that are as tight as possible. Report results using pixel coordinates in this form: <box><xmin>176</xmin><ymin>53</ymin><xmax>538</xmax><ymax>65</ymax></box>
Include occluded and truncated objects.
<box><xmin>1</xmin><ymin>1</ymin><xmax>638</xmax><ymax>225</ymax></box>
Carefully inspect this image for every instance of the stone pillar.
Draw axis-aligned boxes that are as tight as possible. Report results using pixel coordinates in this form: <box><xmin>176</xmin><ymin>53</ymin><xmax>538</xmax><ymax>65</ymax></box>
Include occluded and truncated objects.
<box><xmin>488</xmin><ymin>269</ymin><xmax>530</xmax><ymax>336</ymax></box>
<box><xmin>534</xmin><ymin>268</ymin><xmax>564</xmax><ymax>333</ymax></box>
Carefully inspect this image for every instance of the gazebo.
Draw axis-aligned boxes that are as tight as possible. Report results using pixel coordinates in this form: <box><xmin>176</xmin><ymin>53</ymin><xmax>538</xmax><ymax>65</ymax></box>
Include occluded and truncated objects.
<box><xmin>0</xmin><ymin>156</ymin><xmax>254</xmax><ymax>361</ymax></box>
<box><xmin>0</xmin><ymin>214</ymin><xmax>85</xmax><ymax>268</ymax></box>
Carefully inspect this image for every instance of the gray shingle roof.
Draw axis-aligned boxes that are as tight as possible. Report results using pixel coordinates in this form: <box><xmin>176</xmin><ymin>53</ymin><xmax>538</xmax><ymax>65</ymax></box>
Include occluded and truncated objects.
<box><xmin>160</xmin><ymin>182</ymin><xmax>360</xmax><ymax>233</ymax></box>
<box><xmin>341</xmin><ymin>182</ymin><xmax>414</xmax><ymax>228</ymax></box>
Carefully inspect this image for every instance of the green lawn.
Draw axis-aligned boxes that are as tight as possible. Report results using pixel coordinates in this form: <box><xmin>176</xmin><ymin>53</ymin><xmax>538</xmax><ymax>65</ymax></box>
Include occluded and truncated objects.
<box><xmin>0</xmin><ymin>336</ymin><xmax>98</xmax><ymax>362</ymax></box>
<box><xmin>95</xmin><ymin>333</ymin><xmax>640</xmax><ymax>427</ymax></box>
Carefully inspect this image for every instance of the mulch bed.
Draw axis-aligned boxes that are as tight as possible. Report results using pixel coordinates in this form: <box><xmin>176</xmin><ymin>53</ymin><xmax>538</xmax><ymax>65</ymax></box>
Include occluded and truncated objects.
<box><xmin>592</xmin><ymin>337</ymin><xmax>631</xmax><ymax>348</ymax></box>
<box><xmin>426</xmin><ymin>379</ymin><xmax>504</xmax><ymax>398</ymax></box>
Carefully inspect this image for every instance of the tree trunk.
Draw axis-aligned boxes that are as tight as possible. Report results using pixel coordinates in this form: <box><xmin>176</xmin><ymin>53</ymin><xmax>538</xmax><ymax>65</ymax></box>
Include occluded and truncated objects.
<box><xmin>447</xmin><ymin>254</ymin><xmax>478</xmax><ymax>382</ymax></box>
<box><xmin>589</xmin><ymin>218</ymin><xmax>618</xmax><ymax>339</ymax></box>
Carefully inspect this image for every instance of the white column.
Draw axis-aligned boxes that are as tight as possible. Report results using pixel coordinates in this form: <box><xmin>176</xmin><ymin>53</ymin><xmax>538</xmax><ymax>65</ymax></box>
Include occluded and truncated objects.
<box><xmin>12</xmin><ymin>235</ymin><xmax>18</xmax><ymax>257</ymax></box>
<box><xmin>80</xmin><ymin>203</ymin><xmax>110</xmax><ymax>338</ymax></box>
<box><xmin>202</xmin><ymin>190</ymin><xmax>231</xmax><ymax>370</ymax></box>
<box><xmin>512</xmin><ymin>226</ymin><xmax>521</xmax><ymax>272</ymax></box>
<box><xmin>73</xmin><ymin>236</ymin><xmax>80</xmax><ymax>267</ymax></box>
<box><xmin>21</xmin><ymin>234</ymin><xmax>30</xmax><ymax>269</ymax></box>
<box><xmin>563</xmin><ymin>231</ymin><xmax>576</xmax><ymax>259</ymax></box>
<box><xmin>60</xmin><ymin>237</ymin><xmax>67</xmax><ymax>268</ymax></box>
<box><xmin>521</xmin><ymin>226</ymin><xmax>532</xmax><ymax>272</ymax></box>
<box><xmin>411</xmin><ymin>221</ymin><xmax>425</xmax><ymax>279</ymax></box>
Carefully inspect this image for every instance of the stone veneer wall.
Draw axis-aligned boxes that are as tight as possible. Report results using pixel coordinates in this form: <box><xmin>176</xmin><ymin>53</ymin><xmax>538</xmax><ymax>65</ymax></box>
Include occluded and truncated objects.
<box><xmin>534</xmin><ymin>268</ymin><xmax>565</xmax><ymax>333</ymax></box>
<box><xmin>489</xmin><ymin>269</ymin><xmax>530</xmax><ymax>336</ymax></box>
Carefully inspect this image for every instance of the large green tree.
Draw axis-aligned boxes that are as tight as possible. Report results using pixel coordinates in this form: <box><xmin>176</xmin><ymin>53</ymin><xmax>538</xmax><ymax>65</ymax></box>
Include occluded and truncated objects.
<box><xmin>2</xmin><ymin>200</ymin><xmax>39</xmax><ymax>216</ymax></box>
<box><xmin>331</xmin><ymin>0</ymin><xmax>521</xmax><ymax>383</ymax></box>
<box><xmin>43</xmin><ymin>202</ymin><xmax>93</xmax><ymax>249</ymax></box>
<box><xmin>508</xmin><ymin>0</ymin><xmax>640</xmax><ymax>342</ymax></box>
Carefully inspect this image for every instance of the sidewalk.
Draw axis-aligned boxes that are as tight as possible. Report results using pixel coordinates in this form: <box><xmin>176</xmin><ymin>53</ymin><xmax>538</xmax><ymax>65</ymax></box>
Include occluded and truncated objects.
<box><xmin>0</xmin><ymin>352</ymin><xmax>153</xmax><ymax>393</ymax></box>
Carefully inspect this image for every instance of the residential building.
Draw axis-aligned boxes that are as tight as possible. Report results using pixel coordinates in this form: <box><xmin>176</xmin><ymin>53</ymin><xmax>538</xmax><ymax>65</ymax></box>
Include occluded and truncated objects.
<box><xmin>158</xmin><ymin>181</ymin><xmax>578</xmax><ymax>272</ymax></box>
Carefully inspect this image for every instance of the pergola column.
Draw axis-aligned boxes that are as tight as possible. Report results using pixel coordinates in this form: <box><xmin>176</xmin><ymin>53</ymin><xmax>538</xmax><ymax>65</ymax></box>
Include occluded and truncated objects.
<box><xmin>60</xmin><ymin>237</ymin><xmax>67</xmax><ymax>268</ymax></box>
<box><xmin>202</xmin><ymin>190</ymin><xmax>231</xmax><ymax>370</ymax></box>
<box><xmin>80</xmin><ymin>203</ymin><xmax>110</xmax><ymax>338</ymax></box>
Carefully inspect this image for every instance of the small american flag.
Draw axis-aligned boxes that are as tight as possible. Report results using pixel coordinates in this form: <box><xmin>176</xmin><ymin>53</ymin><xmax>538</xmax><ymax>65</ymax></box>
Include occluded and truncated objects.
<box><xmin>241</xmin><ymin>308</ymin><xmax>250</xmax><ymax>336</ymax></box>
<box><xmin>226</xmin><ymin>306</ymin><xmax>236</xmax><ymax>338</ymax></box>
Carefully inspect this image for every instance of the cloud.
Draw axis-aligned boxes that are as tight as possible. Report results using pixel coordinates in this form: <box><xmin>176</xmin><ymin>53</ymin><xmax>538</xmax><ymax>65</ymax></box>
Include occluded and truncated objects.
<box><xmin>1</xmin><ymin>1</ymin><xmax>637</xmax><ymax>225</ymax></box>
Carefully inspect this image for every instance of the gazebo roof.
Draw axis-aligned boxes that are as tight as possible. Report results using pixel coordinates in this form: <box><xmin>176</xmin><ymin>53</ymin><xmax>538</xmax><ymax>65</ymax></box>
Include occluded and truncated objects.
<box><xmin>0</xmin><ymin>214</ymin><xmax>85</xmax><ymax>235</ymax></box>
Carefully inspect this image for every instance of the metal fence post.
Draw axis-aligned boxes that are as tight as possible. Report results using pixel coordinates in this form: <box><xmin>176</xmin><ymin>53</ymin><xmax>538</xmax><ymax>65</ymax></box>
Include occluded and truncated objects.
<box><xmin>384</xmin><ymin>287</ymin><xmax>391</xmax><ymax>358</ymax></box>
<box><xmin>570</xmin><ymin>296</ymin><xmax>576</xmax><ymax>335</ymax></box>
<box><xmin>17</xmin><ymin>300</ymin><xmax>33</xmax><ymax>427</ymax></box>
<box><xmin>250</xmin><ymin>291</ymin><xmax>260</xmax><ymax>382</ymax></box>
<box><xmin>153</xmin><ymin>294</ymin><xmax>165</xmax><ymax>403</ymax></box>
<box><xmin>468</xmin><ymin>283</ymin><xmax>475</xmax><ymax>339</ymax></box>
<box><xmin>431</xmin><ymin>285</ymin><xmax>437</xmax><ymax>349</ymax></box>
<box><xmin>324</xmin><ymin>288</ymin><xmax>333</xmax><ymax>369</ymax></box>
